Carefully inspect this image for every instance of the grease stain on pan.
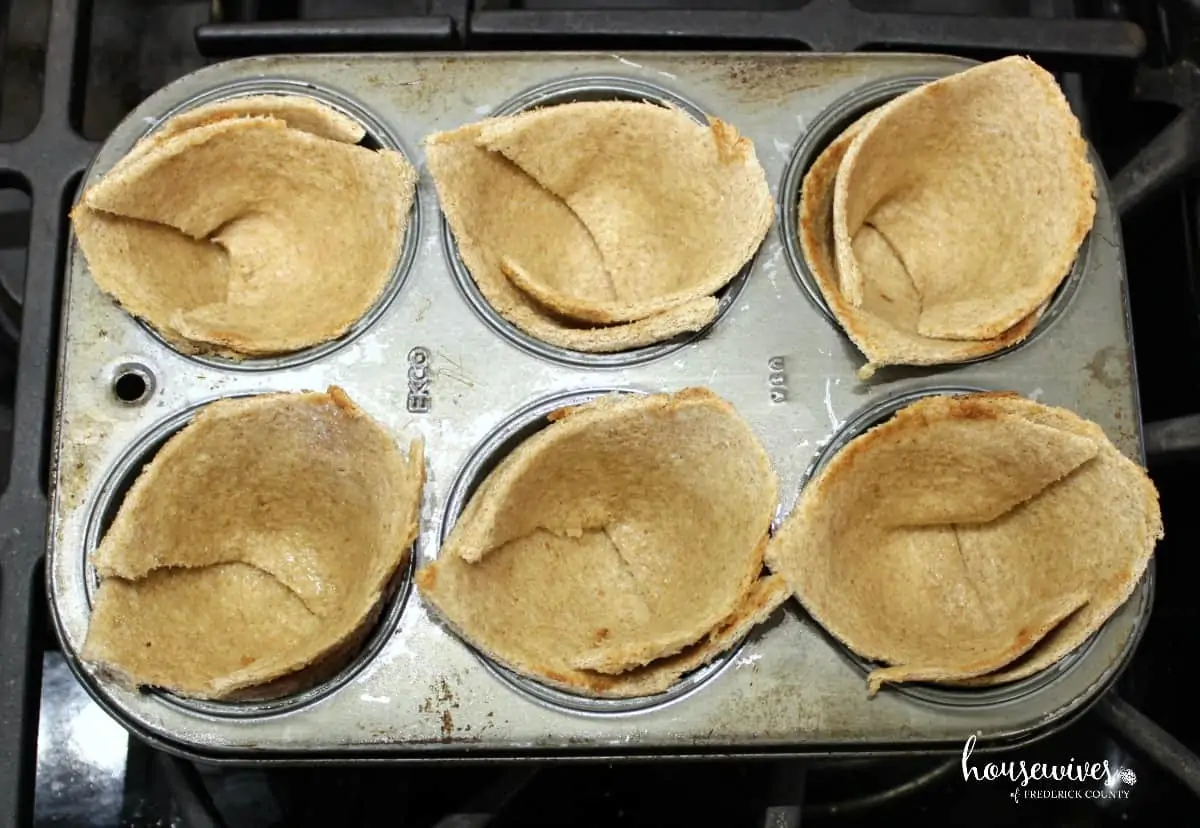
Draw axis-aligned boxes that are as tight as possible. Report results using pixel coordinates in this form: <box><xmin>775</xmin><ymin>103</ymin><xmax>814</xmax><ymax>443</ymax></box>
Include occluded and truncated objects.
<box><xmin>718</xmin><ymin>57</ymin><xmax>866</xmax><ymax>104</ymax></box>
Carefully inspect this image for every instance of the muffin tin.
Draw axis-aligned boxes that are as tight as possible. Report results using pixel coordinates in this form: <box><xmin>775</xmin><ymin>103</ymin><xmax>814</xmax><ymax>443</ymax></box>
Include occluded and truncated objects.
<box><xmin>47</xmin><ymin>52</ymin><xmax>1150</xmax><ymax>761</ymax></box>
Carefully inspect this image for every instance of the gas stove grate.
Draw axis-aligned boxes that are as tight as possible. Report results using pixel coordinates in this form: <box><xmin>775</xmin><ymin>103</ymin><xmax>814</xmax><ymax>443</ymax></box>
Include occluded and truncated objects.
<box><xmin>195</xmin><ymin>0</ymin><xmax>1146</xmax><ymax>58</ymax></box>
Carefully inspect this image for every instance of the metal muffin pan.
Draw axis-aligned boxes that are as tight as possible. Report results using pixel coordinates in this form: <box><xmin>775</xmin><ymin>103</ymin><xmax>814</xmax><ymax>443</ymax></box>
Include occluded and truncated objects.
<box><xmin>47</xmin><ymin>52</ymin><xmax>1150</xmax><ymax>761</ymax></box>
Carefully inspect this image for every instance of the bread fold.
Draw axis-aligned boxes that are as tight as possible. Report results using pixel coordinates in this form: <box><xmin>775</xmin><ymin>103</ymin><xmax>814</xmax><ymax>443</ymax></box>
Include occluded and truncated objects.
<box><xmin>766</xmin><ymin>392</ymin><xmax>1161</xmax><ymax>696</ymax></box>
<box><xmin>426</xmin><ymin>101</ymin><xmax>772</xmax><ymax>352</ymax></box>
<box><xmin>73</xmin><ymin>96</ymin><xmax>416</xmax><ymax>357</ymax></box>
<box><xmin>417</xmin><ymin>389</ymin><xmax>785</xmax><ymax>697</ymax></box>
<box><xmin>83</xmin><ymin>387</ymin><xmax>425</xmax><ymax>700</ymax></box>
<box><xmin>798</xmin><ymin>57</ymin><xmax>1093</xmax><ymax>376</ymax></box>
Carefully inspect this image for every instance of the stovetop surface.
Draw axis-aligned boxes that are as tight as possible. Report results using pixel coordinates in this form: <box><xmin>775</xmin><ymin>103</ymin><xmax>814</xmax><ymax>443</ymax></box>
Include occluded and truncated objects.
<box><xmin>4</xmin><ymin>0</ymin><xmax>1200</xmax><ymax>825</ymax></box>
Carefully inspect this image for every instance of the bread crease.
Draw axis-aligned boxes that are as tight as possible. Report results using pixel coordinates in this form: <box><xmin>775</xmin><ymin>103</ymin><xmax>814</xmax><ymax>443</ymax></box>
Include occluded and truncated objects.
<box><xmin>426</xmin><ymin>101</ymin><xmax>771</xmax><ymax>352</ymax></box>
<box><xmin>83</xmin><ymin>387</ymin><xmax>425</xmax><ymax>700</ymax></box>
<box><xmin>73</xmin><ymin>96</ymin><xmax>415</xmax><ymax>357</ymax></box>
<box><xmin>798</xmin><ymin>56</ymin><xmax>1092</xmax><ymax>375</ymax></box>
<box><xmin>766</xmin><ymin>392</ymin><xmax>1161</xmax><ymax>695</ymax></box>
<box><xmin>417</xmin><ymin>389</ymin><xmax>782</xmax><ymax>697</ymax></box>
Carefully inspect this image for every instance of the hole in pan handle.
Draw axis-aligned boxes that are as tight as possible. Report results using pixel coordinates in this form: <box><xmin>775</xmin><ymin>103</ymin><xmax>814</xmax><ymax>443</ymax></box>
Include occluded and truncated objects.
<box><xmin>111</xmin><ymin>363</ymin><xmax>155</xmax><ymax>406</ymax></box>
